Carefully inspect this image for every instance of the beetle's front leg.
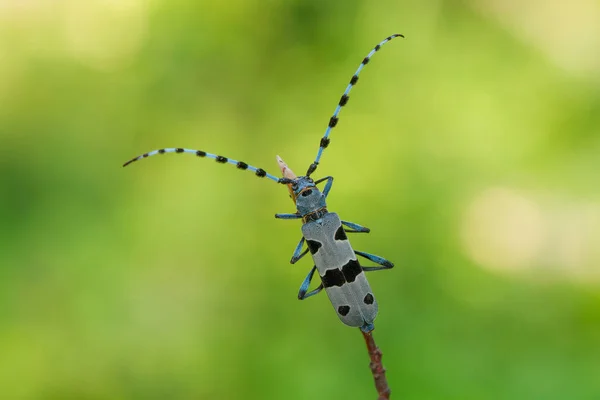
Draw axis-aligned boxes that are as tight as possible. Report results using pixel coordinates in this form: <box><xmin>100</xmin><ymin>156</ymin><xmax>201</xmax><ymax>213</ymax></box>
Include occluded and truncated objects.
<box><xmin>275</xmin><ymin>213</ymin><xmax>302</xmax><ymax>220</ymax></box>
<box><xmin>314</xmin><ymin>176</ymin><xmax>334</xmax><ymax>198</ymax></box>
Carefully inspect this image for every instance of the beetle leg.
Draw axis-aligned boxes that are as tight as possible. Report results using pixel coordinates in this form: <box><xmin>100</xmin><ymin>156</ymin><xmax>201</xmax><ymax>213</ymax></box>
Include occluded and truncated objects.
<box><xmin>360</xmin><ymin>323</ymin><xmax>375</xmax><ymax>333</ymax></box>
<box><xmin>298</xmin><ymin>266</ymin><xmax>324</xmax><ymax>299</ymax></box>
<box><xmin>290</xmin><ymin>237</ymin><xmax>309</xmax><ymax>264</ymax></box>
<box><xmin>314</xmin><ymin>176</ymin><xmax>334</xmax><ymax>198</ymax></box>
<box><xmin>355</xmin><ymin>250</ymin><xmax>394</xmax><ymax>270</ymax></box>
<box><xmin>341</xmin><ymin>220</ymin><xmax>370</xmax><ymax>233</ymax></box>
<box><xmin>275</xmin><ymin>213</ymin><xmax>302</xmax><ymax>219</ymax></box>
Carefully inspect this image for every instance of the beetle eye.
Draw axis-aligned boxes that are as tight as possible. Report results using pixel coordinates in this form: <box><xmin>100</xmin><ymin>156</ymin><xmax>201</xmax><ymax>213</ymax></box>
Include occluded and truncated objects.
<box><xmin>301</xmin><ymin>189</ymin><xmax>313</xmax><ymax>197</ymax></box>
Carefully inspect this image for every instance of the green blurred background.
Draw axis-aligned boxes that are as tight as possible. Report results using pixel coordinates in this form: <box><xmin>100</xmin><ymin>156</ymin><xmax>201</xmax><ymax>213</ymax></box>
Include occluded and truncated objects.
<box><xmin>1</xmin><ymin>0</ymin><xmax>600</xmax><ymax>399</ymax></box>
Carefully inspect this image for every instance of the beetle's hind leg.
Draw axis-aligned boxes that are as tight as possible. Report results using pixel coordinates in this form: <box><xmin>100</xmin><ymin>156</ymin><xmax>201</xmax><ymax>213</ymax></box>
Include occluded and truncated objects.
<box><xmin>355</xmin><ymin>250</ymin><xmax>394</xmax><ymax>271</ymax></box>
<box><xmin>360</xmin><ymin>323</ymin><xmax>375</xmax><ymax>333</ymax></box>
<box><xmin>341</xmin><ymin>220</ymin><xmax>370</xmax><ymax>233</ymax></box>
<box><xmin>298</xmin><ymin>266</ymin><xmax>324</xmax><ymax>299</ymax></box>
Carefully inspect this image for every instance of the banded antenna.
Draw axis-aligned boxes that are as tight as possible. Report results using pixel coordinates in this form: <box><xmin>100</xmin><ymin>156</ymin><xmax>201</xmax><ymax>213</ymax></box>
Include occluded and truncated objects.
<box><xmin>306</xmin><ymin>33</ymin><xmax>404</xmax><ymax>177</ymax></box>
<box><xmin>123</xmin><ymin>148</ymin><xmax>293</xmax><ymax>185</ymax></box>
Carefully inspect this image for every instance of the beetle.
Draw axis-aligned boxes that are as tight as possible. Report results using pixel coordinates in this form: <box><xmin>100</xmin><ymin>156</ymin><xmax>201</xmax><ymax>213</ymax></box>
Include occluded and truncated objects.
<box><xmin>124</xmin><ymin>34</ymin><xmax>402</xmax><ymax>332</ymax></box>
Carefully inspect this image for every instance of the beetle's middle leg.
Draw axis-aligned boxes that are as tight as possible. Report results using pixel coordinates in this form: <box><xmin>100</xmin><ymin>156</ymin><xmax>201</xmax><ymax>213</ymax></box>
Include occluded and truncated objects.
<box><xmin>298</xmin><ymin>266</ymin><xmax>324</xmax><ymax>300</ymax></box>
<box><xmin>290</xmin><ymin>237</ymin><xmax>309</xmax><ymax>264</ymax></box>
<box><xmin>341</xmin><ymin>220</ymin><xmax>370</xmax><ymax>233</ymax></box>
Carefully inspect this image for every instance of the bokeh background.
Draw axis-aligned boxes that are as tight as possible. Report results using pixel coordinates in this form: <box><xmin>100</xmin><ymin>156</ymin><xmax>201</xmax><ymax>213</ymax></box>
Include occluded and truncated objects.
<box><xmin>1</xmin><ymin>0</ymin><xmax>600</xmax><ymax>399</ymax></box>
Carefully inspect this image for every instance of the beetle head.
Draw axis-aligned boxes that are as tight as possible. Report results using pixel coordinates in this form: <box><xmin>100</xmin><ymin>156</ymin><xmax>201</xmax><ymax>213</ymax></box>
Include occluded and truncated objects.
<box><xmin>276</xmin><ymin>156</ymin><xmax>326</xmax><ymax>216</ymax></box>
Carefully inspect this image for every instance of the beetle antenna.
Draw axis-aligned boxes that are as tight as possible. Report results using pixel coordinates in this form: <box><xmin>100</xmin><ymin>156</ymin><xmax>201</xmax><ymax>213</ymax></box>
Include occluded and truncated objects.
<box><xmin>123</xmin><ymin>147</ymin><xmax>292</xmax><ymax>184</ymax></box>
<box><xmin>306</xmin><ymin>34</ymin><xmax>404</xmax><ymax>177</ymax></box>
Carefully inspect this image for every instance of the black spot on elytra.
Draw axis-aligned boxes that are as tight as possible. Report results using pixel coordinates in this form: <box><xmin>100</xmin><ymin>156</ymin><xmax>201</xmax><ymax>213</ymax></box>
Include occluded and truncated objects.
<box><xmin>236</xmin><ymin>161</ymin><xmax>248</xmax><ymax>170</ymax></box>
<box><xmin>306</xmin><ymin>240</ymin><xmax>322</xmax><ymax>255</ymax></box>
<box><xmin>341</xmin><ymin>259</ymin><xmax>362</xmax><ymax>283</ymax></box>
<box><xmin>216</xmin><ymin>155</ymin><xmax>227</xmax><ymax>163</ymax></box>
<box><xmin>338</xmin><ymin>305</ymin><xmax>350</xmax><ymax>316</ymax></box>
<box><xmin>334</xmin><ymin>226</ymin><xmax>347</xmax><ymax>241</ymax></box>
<box><xmin>301</xmin><ymin>189</ymin><xmax>313</xmax><ymax>197</ymax></box>
<box><xmin>255</xmin><ymin>168</ymin><xmax>266</xmax><ymax>177</ymax></box>
<box><xmin>364</xmin><ymin>293</ymin><xmax>374</xmax><ymax>305</ymax></box>
<box><xmin>320</xmin><ymin>137</ymin><xmax>330</xmax><ymax>148</ymax></box>
<box><xmin>321</xmin><ymin>268</ymin><xmax>345</xmax><ymax>288</ymax></box>
<box><xmin>196</xmin><ymin>150</ymin><xmax>206</xmax><ymax>157</ymax></box>
<box><xmin>339</xmin><ymin>94</ymin><xmax>349</xmax><ymax>106</ymax></box>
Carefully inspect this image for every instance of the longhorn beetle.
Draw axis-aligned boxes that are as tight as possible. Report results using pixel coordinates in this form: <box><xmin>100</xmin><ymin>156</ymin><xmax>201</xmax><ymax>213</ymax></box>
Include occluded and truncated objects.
<box><xmin>124</xmin><ymin>34</ymin><xmax>402</xmax><ymax>333</ymax></box>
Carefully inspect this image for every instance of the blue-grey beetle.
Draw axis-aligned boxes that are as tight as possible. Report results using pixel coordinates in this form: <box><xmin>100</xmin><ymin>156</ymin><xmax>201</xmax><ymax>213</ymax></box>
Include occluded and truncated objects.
<box><xmin>124</xmin><ymin>34</ymin><xmax>402</xmax><ymax>332</ymax></box>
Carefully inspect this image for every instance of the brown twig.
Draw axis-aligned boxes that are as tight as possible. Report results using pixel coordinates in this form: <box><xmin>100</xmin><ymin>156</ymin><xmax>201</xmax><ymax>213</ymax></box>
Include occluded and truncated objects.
<box><xmin>362</xmin><ymin>329</ymin><xmax>391</xmax><ymax>400</ymax></box>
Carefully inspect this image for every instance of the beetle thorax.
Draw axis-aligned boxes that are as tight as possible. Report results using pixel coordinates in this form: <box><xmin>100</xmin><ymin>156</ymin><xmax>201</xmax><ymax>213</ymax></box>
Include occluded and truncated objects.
<box><xmin>292</xmin><ymin>177</ymin><xmax>327</xmax><ymax>219</ymax></box>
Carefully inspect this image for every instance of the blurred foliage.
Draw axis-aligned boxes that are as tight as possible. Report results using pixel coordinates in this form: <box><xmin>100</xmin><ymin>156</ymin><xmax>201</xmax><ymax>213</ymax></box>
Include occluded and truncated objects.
<box><xmin>1</xmin><ymin>0</ymin><xmax>599</xmax><ymax>399</ymax></box>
